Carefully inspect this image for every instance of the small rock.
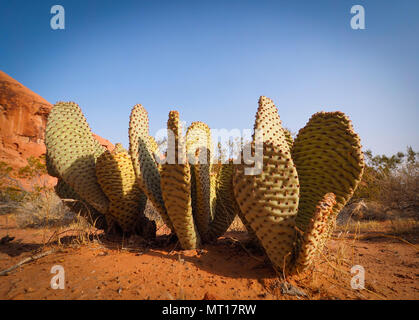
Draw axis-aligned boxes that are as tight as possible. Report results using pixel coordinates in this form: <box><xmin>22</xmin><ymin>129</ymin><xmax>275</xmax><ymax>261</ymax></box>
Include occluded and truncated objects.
<box><xmin>202</xmin><ymin>292</ymin><xmax>217</xmax><ymax>300</ymax></box>
<box><xmin>0</xmin><ymin>235</ymin><xmax>15</xmax><ymax>244</ymax></box>
<box><xmin>280</xmin><ymin>282</ymin><xmax>307</xmax><ymax>297</ymax></box>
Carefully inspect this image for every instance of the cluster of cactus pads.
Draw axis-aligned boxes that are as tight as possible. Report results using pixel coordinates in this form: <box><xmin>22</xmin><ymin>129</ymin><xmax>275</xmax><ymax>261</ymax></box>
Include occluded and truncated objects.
<box><xmin>45</xmin><ymin>96</ymin><xmax>364</xmax><ymax>274</ymax></box>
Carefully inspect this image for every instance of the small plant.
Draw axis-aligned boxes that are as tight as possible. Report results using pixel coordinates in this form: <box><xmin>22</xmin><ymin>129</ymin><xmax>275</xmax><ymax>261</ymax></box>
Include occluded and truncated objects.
<box><xmin>0</xmin><ymin>161</ymin><xmax>25</xmax><ymax>204</ymax></box>
<box><xmin>14</xmin><ymin>189</ymin><xmax>74</xmax><ymax>228</ymax></box>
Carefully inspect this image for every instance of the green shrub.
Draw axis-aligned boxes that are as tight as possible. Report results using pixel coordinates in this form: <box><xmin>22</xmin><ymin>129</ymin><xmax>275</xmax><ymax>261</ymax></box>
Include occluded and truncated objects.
<box><xmin>352</xmin><ymin>147</ymin><xmax>418</xmax><ymax>212</ymax></box>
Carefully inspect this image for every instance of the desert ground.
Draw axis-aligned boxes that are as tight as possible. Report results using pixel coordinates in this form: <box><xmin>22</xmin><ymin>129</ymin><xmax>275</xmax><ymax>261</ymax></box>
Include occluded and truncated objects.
<box><xmin>1</xmin><ymin>70</ymin><xmax>417</xmax><ymax>301</ymax></box>
<box><xmin>0</xmin><ymin>212</ymin><xmax>417</xmax><ymax>300</ymax></box>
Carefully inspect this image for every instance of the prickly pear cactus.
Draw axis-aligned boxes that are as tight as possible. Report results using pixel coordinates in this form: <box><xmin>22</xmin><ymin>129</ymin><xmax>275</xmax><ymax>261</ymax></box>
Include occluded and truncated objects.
<box><xmin>128</xmin><ymin>104</ymin><xmax>172</xmax><ymax>230</ymax></box>
<box><xmin>233</xmin><ymin>97</ymin><xmax>364</xmax><ymax>273</ymax></box>
<box><xmin>45</xmin><ymin>96</ymin><xmax>364</xmax><ymax>273</ymax></box>
<box><xmin>292</xmin><ymin>111</ymin><xmax>364</xmax><ymax>232</ymax></box>
<box><xmin>45</xmin><ymin>102</ymin><xmax>109</xmax><ymax>214</ymax></box>
<box><xmin>128</xmin><ymin>105</ymin><xmax>238</xmax><ymax>245</ymax></box>
<box><xmin>292</xmin><ymin>193</ymin><xmax>336</xmax><ymax>273</ymax></box>
<box><xmin>206</xmin><ymin>161</ymin><xmax>240</xmax><ymax>241</ymax></box>
<box><xmin>186</xmin><ymin>121</ymin><xmax>214</xmax><ymax>238</ymax></box>
<box><xmin>160</xmin><ymin>111</ymin><xmax>201</xmax><ymax>249</ymax></box>
<box><xmin>95</xmin><ymin>143</ymin><xmax>148</xmax><ymax>234</ymax></box>
<box><xmin>233</xmin><ymin>96</ymin><xmax>300</xmax><ymax>270</ymax></box>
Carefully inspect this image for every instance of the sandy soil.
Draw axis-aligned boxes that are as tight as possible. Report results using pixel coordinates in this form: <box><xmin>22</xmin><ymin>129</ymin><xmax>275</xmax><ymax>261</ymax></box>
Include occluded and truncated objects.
<box><xmin>0</xmin><ymin>214</ymin><xmax>417</xmax><ymax>300</ymax></box>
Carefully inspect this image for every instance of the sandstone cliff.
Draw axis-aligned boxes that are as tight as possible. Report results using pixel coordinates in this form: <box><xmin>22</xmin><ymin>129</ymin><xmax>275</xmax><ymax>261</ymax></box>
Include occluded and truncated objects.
<box><xmin>0</xmin><ymin>70</ymin><xmax>114</xmax><ymax>172</ymax></box>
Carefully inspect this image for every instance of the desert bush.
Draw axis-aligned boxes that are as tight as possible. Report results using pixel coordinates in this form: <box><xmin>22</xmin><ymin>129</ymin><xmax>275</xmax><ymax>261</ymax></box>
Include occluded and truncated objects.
<box><xmin>378</xmin><ymin>161</ymin><xmax>418</xmax><ymax>211</ymax></box>
<box><xmin>17</xmin><ymin>155</ymin><xmax>50</xmax><ymax>197</ymax></box>
<box><xmin>0</xmin><ymin>162</ymin><xmax>27</xmax><ymax>214</ymax></box>
<box><xmin>0</xmin><ymin>161</ymin><xmax>26</xmax><ymax>204</ymax></box>
<box><xmin>337</xmin><ymin>200</ymin><xmax>396</xmax><ymax>225</ymax></box>
<box><xmin>0</xmin><ymin>156</ymin><xmax>50</xmax><ymax>204</ymax></box>
<box><xmin>14</xmin><ymin>189</ymin><xmax>75</xmax><ymax>228</ymax></box>
<box><xmin>1</xmin><ymin>156</ymin><xmax>73</xmax><ymax>228</ymax></box>
<box><xmin>388</xmin><ymin>218</ymin><xmax>419</xmax><ymax>235</ymax></box>
<box><xmin>346</xmin><ymin>147</ymin><xmax>418</xmax><ymax>221</ymax></box>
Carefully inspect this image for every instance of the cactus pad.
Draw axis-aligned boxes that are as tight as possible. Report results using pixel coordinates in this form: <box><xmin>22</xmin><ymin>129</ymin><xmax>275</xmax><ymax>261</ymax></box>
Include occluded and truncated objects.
<box><xmin>292</xmin><ymin>111</ymin><xmax>364</xmax><ymax>231</ymax></box>
<box><xmin>283</xmin><ymin>128</ymin><xmax>294</xmax><ymax>150</ymax></box>
<box><xmin>186</xmin><ymin>121</ymin><xmax>214</xmax><ymax>237</ymax></box>
<box><xmin>207</xmin><ymin>162</ymin><xmax>239</xmax><ymax>240</ymax></box>
<box><xmin>233</xmin><ymin>97</ymin><xmax>300</xmax><ymax>270</ymax></box>
<box><xmin>293</xmin><ymin>193</ymin><xmax>336</xmax><ymax>273</ymax></box>
<box><xmin>160</xmin><ymin>111</ymin><xmax>200</xmax><ymax>249</ymax></box>
<box><xmin>96</xmin><ymin>143</ymin><xmax>148</xmax><ymax>233</ymax></box>
<box><xmin>128</xmin><ymin>104</ymin><xmax>172</xmax><ymax>229</ymax></box>
<box><xmin>45</xmin><ymin>102</ymin><xmax>109</xmax><ymax>214</ymax></box>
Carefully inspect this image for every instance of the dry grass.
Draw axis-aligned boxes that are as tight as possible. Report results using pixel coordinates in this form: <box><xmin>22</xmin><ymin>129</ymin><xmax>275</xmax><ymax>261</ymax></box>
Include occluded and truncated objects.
<box><xmin>45</xmin><ymin>215</ymin><xmax>102</xmax><ymax>246</ymax></box>
<box><xmin>3</xmin><ymin>188</ymin><xmax>103</xmax><ymax>247</ymax></box>
<box><xmin>13</xmin><ymin>190</ymin><xmax>74</xmax><ymax>228</ymax></box>
<box><xmin>336</xmin><ymin>218</ymin><xmax>419</xmax><ymax>236</ymax></box>
<box><xmin>388</xmin><ymin>218</ymin><xmax>419</xmax><ymax>235</ymax></box>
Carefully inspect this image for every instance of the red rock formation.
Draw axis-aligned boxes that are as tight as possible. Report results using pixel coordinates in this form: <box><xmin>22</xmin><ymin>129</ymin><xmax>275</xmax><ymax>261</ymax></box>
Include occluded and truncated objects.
<box><xmin>92</xmin><ymin>133</ymin><xmax>114</xmax><ymax>152</ymax></box>
<box><xmin>0</xmin><ymin>71</ymin><xmax>52</xmax><ymax>168</ymax></box>
<box><xmin>0</xmin><ymin>70</ymin><xmax>114</xmax><ymax>178</ymax></box>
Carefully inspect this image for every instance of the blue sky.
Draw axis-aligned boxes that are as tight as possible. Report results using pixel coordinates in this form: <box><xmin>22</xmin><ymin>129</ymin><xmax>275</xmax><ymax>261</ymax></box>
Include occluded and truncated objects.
<box><xmin>1</xmin><ymin>0</ymin><xmax>418</xmax><ymax>155</ymax></box>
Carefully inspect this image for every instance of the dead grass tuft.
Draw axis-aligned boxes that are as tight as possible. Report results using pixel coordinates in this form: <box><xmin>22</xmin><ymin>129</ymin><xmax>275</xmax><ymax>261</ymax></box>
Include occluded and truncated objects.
<box><xmin>14</xmin><ymin>190</ymin><xmax>75</xmax><ymax>228</ymax></box>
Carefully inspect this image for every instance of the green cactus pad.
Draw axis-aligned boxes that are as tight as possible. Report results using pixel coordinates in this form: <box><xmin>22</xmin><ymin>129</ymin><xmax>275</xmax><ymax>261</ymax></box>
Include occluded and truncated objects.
<box><xmin>253</xmin><ymin>96</ymin><xmax>284</xmax><ymax>145</ymax></box>
<box><xmin>96</xmin><ymin>144</ymin><xmax>148</xmax><ymax>233</ymax></box>
<box><xmin>45</xmin><ymin>102</ymin><xmax>109</xmax><ymax>214</ymax></box>
<box><xmin>229</xmin><ymin>164</ymin><xmax>257</xmax><ymax>239</ymax></box>
<box><xmin>128</xmin><ymin>104</ymin><xmax>172</xmax><ymax>230</ymax></box>
<box><xmin>293</xmin><ymin>193</ymin><xmax>336</xmax><ymax>273</ymax></box>
<box><xmin>207</xmin><ymin>162</ymin><xmax>239</xmax><ymax>240</ymax></box>
<box><xmin>186</xmin><ymin>121</ymin><xmax>214</xmax><ymax>237</ymax></box>
<box><xmin>160</xmin><ymin>111</ymin><xmax>200</xmax><ymax>249</ymax></box>
<box><xmin>292</xmin><ymin>111</ymin><xmax>364</xmax><ymax>231</ymax></box>
<box><xmin>233</xmin><ymin>96</ymin><xmax>300</xmax><ymax>270</ymax></box>
<box><xmin>234</xmin><ymin>143</ymin><xmax>299</xmax><ymax>270</ymax></box>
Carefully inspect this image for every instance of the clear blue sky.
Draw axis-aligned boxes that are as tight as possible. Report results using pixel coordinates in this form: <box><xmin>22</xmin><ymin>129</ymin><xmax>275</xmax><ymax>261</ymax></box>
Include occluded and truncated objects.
<box><xmin>1</xmin><ymin>0</ymin><xmax>418</xmax><ymax>156</ymax></box>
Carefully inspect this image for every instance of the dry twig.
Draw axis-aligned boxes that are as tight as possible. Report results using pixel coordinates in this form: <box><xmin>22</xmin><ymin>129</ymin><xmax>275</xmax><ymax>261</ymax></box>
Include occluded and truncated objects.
<box><xmin>0</xmin><ymin>249</ymin><xmax>56</xmax><ymax>276</ymax></box>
